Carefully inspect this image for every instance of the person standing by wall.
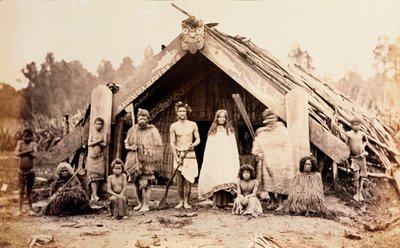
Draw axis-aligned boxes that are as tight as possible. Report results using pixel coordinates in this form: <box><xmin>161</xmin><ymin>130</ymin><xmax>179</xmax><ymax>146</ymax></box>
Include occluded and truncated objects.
<box><xmin>124</xmin><ymin>108</ymin><xmax>163</xmax><ymax>212</ymax></box>
<box><xmin>169</xmin><ymin>101</ymin><xmax>200</xmax><ymax>209</ymax></box>
<box><xmin>198</xmin><ymin>109</ymin><xmax>240</xmax><ymax>208</ymax></box>
<box><xmin>252</xmin><ymin>108</ymin><xmax>296</xmax><ymax>211</ymax></box>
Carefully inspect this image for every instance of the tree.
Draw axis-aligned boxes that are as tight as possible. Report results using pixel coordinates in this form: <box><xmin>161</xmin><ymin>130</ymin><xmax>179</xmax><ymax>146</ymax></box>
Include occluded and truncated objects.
<box><xmin>142</xmin><ymin>46</ymin><xmax>155</xmax><ymax>64</ymax></box>
<box><xmin>287</xmin><ymin>44</ymin><xmax>315</xmax><ymax>72</ymax></box>
<box><xmin>97</xmin><ymin>60</ymin><xmax>115</xmax><ymax>83</ymax></box>
<box><xmin>115</xmin><ymin>57</ymin><xmax>136</xmax><ymax>83</ymax></box>
<box><xmin>21</xmin><ymin>53</ymin><xmax>98</xmax><ymax>119</ymax></box>
<box><xmin>373</xmin><ymin>35</ymin><xmax>400</xmax><ymax>82</ymax></box>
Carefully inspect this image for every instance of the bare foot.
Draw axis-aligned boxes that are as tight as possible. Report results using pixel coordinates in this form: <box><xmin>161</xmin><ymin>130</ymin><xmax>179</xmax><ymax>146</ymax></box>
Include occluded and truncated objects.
<box><xmin>359</xmin><ymin>194</ymin><xmax>365</xmax><ymax>202</ymax></box>
<box><xmin>183</xmin><ymin>202</ymin><xmax>191</xmax><ymax>209</ymax></box>
<box><xmin>28</xmin><ymin>210</ymin><xmax>35</xmax><ymax>216</ymax></box>
<box><xmin>133</xmin><ymin>204</ymin><xmax>142</xmax><ymax>211</ymax></box>
<box><xmin>275</xmin><ymin>204</ymin><xmax>284</xmax><ymax>212</ymax></box>
<box><xmin>266</xmin><ymin>202</ymin><xmax>277</xmax><ymax>210</ymax></box>
<box><xmin>139</xmin><ymin>205</ymin><xmax>150</xmax><ymax>212</ymax></box>
<box><xmin>175</xmin><ymin>201</ymin><xmax>184</xmax><ymax>209</ymax></box>
<box><xmin>353</xmin><ymin>194</ymin><xmax>360</xmax><ymax>202</ymax></box>
<box><xmin>251</xmin><ymin>213</ymin><xmax>258</xmax><ymax>218</ymax></box>
<box><xmin>91</xmin><ymin>195</ymin><xmax>99</xmax><ymax>202</ymax></box>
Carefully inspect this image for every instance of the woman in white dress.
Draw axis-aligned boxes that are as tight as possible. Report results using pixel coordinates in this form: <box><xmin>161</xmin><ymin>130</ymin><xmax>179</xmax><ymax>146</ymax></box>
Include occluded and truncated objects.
<box><xmin>198</xmin><ymin>109</ymin><xmax>240</xmax><ymax>208</ymax></box>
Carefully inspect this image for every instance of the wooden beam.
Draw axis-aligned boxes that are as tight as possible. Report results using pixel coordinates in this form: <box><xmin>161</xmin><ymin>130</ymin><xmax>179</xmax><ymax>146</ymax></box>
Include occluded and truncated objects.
<box><xmin>42</xmin><ymin>121</ymin><xmax>89</xmax><ymax>165</ymax></box>
<box><xmin>286</xmin><ymin>88</ymin><xmax>310</xmax><ymax>165</ymax></box>
<box><xmin>201</xmin><ymin>32</ymin><xmax>349</xmax><ymax>164</ymax></box>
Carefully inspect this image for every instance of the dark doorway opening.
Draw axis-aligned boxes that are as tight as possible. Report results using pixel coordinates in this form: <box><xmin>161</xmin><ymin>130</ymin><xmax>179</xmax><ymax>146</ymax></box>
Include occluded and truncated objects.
<box><xmin>194</xmin><ymin>121</ymin><xmax>212</xmax><ymax>183</ymax></box>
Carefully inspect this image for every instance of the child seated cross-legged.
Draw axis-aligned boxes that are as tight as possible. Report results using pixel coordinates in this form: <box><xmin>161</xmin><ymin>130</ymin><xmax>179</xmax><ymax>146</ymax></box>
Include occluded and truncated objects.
<box><xmin>107</xmin><ymin>159</ymin><xmax>128</xmax><ymax>219</ymax></box>
<box><xmin>232</xmin><ymin>164</ymin><xmax>263</xmax><ymax>218</ymax></box>
<box><xmin>284</xmin><ymin>155</ymin><xmax>326</xmax><ymax>216</ymax></box>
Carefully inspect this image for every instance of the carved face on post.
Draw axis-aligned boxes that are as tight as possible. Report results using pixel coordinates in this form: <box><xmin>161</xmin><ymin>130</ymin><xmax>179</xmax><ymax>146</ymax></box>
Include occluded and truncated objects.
<box><xmin>181</xmin><ymin>16</ymin><xmax>205</xmax><ymax>54</ymax></box>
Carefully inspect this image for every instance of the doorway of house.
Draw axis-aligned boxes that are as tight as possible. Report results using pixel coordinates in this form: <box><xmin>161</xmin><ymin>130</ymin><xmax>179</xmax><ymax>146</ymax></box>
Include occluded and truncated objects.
<box><xmin>194</xmin><ymin>121</ymin><xmax>212</xmax><ymax>183</ymax></box>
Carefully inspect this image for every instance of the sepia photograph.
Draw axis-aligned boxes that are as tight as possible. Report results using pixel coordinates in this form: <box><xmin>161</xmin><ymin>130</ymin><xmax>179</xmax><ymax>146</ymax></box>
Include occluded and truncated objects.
<box><xmin>0</xmin><ymin>0</ymin><xmax>399</xmax><ymax>247</ymax></box>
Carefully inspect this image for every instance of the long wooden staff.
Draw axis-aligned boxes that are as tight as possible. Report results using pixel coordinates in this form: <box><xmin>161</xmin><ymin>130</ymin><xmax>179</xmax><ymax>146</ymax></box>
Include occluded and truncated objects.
<box><xmin>232</xmin><ymin>94</ymin><xmax>255</xmax><ymax>139</ymax></box>
<box><xmin>157</xmin><ymin>149</ymin><xmax>190</xmax><ymax>208</ymax></box>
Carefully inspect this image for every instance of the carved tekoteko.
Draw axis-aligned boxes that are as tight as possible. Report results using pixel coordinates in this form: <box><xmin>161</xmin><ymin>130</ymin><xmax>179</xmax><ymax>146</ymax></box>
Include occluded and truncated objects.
<box><xmin>181</xmin><ymin>16</ymin><xmax>204</xmax><ymax>54</ymax></box>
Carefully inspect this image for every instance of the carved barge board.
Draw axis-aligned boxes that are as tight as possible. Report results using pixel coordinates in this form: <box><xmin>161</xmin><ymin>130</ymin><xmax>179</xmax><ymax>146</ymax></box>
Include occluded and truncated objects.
<box><xmin>113</xmin><ymin>36</ymin><xmax>187</xmax><ymax>116</ymax></box>
<box><xmin>201</xmin><ymin>33</ymin><xmax>350</xmax><ymax>164</ymax></box>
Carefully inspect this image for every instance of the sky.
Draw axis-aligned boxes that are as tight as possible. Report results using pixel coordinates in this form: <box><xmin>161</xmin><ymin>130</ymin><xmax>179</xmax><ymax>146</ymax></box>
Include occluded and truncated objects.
<box><xmin>0</xmin><ymin>0</ymin><xmax>399</xmax><ymax>90</ymax></box>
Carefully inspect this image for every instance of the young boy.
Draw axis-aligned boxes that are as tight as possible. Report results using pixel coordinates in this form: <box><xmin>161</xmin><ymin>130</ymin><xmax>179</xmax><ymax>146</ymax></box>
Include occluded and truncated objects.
<box><xmin>107</xmin><ymin>159</ymin><xmax>128</xmax><ymax>219</ymax></box>
<box><xmin>345</xmin><ymin>118</ymin><xmax>368</xmax><ymax>202</ymax></box>
<box><xmin>15</xmin><ymin>128</ymin><xmax>38</xmax><ymax>215</ymax></box>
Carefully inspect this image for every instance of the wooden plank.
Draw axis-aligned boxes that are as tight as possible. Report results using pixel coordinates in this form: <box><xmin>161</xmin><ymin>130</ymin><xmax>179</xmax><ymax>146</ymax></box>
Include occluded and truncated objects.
<box><xmin>201</xmin><ymin>32</ymin><xmax>349</xmax><ymax>164</ymax></box>
<box><xmin>286</xmin><ymin>88</ymin><xmax>310</xmax><ymax>165</ymax></box>
<box><xmin>88</xmin><ymin>85</ymin><xmax>113</xmax><ymax>180</ymax></box>
<box><xmin>309</xmin><ymin>119</ymin><xmax>349</xmax><ymax>163</ymax></box>
<box><xmin>42</xmin><ymin>121</ymin><xmax>89</xmax><ymax>164</ymax></box>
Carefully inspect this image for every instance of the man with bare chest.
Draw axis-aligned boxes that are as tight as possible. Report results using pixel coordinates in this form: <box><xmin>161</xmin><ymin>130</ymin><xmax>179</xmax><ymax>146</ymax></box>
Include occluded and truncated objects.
<box><xmin>346</xmin><ymin>118</ymin><xmax>368</xmax><ymax>201</ymax></box>
<box><xmin>169</xmin><ymin>102</ymin><xmax>200</xmax><ymax>209</ymax></box>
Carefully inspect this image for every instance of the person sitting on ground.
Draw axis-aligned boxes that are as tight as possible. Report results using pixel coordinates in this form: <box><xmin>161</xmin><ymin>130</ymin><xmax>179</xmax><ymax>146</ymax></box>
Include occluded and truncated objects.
<box><xmin>232</xmin><ymin>164</ymin><xmax>263</xmax><ymax>218</ymax></box>
<box><xmin>44</xmin><ymin>162</ymin><xmax>90</xmax><ymax>216</ymax></box>
<box><xmin>107</xmin><ymin>159</ymin><xmax>128</xmax><ymax>219</ymax></box>
<box><xmin>345</xmin><ymin>118</ymin><xmax>368</xmax><ymax>202</ymax></box>
<box><xmin>284</xmin><ymin>155</ymin><xmax>326</xmax><ymax>215</ymax></box>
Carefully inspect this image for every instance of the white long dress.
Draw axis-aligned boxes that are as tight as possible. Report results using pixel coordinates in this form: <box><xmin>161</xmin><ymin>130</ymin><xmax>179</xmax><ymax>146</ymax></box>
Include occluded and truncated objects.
<box><xmin>198</xmin><ymin>127</ymin><xmax>240</xmax><ymax>199</ymax></box>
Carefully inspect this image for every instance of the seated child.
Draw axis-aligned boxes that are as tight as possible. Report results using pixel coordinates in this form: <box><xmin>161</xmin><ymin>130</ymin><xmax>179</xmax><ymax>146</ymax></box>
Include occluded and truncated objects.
<box><xmin>232</xmin><ymin>164</ymin><xmax>263</xmax><ymax>218</ymax></box>
<box><xmin>284</xmin><ymin>155</ymin><xmax>326</xmax><ymax>215</ymax></box>
<box><xmin>44</xmin><ymin>162</ymin><xmax>90</xmax><ymax>216</ymax></box>
<box><xmin>107</xmin><ymin>159</ymin><xmax>128</xmax><ymax>219</ymax></box>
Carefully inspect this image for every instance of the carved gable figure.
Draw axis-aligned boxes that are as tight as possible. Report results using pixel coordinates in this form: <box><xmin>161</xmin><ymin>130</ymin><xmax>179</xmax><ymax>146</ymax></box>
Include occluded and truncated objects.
<box><xmin>181</xmin><ymin>16</ymin><xmax>205</xmax><ymax>54</ymax></box>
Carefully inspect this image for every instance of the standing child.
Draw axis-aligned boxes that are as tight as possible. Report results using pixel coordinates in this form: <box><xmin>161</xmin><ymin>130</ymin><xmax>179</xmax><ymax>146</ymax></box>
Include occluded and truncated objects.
<box><xmin>232</xmin><ymin>164</ymin><xmax>263</xmax><ymax>217</ymax></box>
<box><xmin>15</xmin><ymin>128</ymin><xmax>38</xmax><ymax>215</ymax></box>
<box><xmin>346</xmin><ymin>118</ymin><xmax>368</xmax><ymax>202</ymax></box>
<box><xmin>107</xmin><ymin>159</ymin><xmax>128</xmax><ymax>219</ymax></box>
<box><xmin>284</xmin><ymin>155</ymin><xmax>326</xmax><ymax>215</ymax></box>
<box><xmin>87</xmin><ymin>117</ymin><xmax>107</xmax><ymax>202</ymax></box>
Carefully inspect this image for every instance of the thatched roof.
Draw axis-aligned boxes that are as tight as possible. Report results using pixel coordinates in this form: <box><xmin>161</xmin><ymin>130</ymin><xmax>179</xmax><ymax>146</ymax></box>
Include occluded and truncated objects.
<box><xmin>204</xmin><ymin>25</ymin><xmax>399</xmax><ymax>171</ymax></box>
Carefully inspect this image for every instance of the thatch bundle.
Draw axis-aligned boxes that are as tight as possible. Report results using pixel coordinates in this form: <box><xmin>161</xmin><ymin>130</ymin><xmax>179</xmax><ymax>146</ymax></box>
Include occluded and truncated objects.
<box><xmin>284</xmin><ymin>172</ymin><xmax>326</xmax><ymax>215</ymax></box>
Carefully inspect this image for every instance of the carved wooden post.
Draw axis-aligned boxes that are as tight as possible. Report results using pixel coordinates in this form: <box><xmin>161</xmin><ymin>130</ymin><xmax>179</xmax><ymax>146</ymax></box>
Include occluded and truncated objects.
<box><xmin>286</xmin><ymin>88</ymin><xmax>310</xmax><ymax>167</ymax></box>
<box><xmin>112</xmin><ymin>115</ymin><xmax>124</xmax><ymax>161</ymax></box>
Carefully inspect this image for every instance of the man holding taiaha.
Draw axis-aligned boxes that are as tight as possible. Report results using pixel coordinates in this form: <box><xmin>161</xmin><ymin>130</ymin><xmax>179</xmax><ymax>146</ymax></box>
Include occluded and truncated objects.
<box><xmin>124</xmin><ymin>108</ymin><xmax>163</xmax><ymax>212</ymax></box>
<box><xmin>169</xmin><ymin>101</ymin><xmax>200</xmax><ymax>209</ymax></box>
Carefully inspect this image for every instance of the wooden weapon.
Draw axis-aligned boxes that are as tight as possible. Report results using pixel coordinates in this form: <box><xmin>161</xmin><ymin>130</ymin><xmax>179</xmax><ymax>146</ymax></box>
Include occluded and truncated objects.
<box><xmin>157</xmin><ymin>149</ymin><xmax>190</xmax><ymax>208</ymax></box>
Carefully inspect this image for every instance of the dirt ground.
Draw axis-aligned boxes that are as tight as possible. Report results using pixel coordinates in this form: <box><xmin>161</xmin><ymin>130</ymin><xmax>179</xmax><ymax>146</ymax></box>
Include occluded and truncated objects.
<box><xmin>1</xmin><ymin>154</ymin><xmax>400</xmax><ymax>248</ymax></box>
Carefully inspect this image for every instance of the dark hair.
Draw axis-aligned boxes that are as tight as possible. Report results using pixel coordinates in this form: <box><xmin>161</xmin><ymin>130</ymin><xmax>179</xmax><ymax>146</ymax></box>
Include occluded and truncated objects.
<box><xmin>351</xmin><ymin>117</ymin><xmax>362</xmax><ymax>125</ymax></box>
<box><xmin>94</xmin><ymin>117</ymin><xmax>104</xmax><ymax>125</ymax></box>
<box><xmin>111</xmin><ymin>158</ymin><xmax>124</xmax><ymax>171</ymax></box>
<box><xmin>174</xmin><ymin>101</ymin><xmax>192</xmax><ymax>114</ymax></box>
<box><xmin>238</xmin><ymin>164</ymin><xmax>256</xmax><ymax>180</ymax></box>
<box><xmin>299</xmin><ymin>155</ymin><xmax>318</xmax><ymax>172</ymax></box>
<box><xmin>208</xmin><ymin>109</ymin><xmax>234</xmax><ymax>136</ymax></box>
<box><xmin>22</xmin><ymin>128</ymin><xmax>33</xmax><ymax>137</ymax></box>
